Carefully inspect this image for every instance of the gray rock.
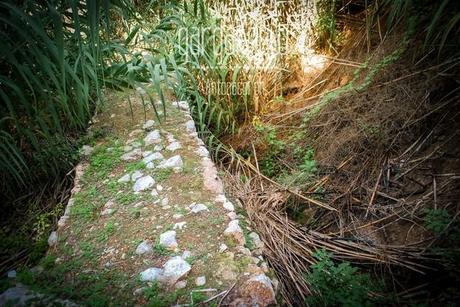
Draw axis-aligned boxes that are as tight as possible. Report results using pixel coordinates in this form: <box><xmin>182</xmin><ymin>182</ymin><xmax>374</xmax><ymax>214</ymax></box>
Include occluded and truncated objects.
<box><xmin>154</xmin><ymin>144</ymin><xmax>164</xmax><ymax>151</ymax></box>
<box><xmin>175</xmin><ymin>280</ymin><xmax>187</xmax><ymax>289</ymax></box>
<box><xmin>185</xmin><ymin>120</ymin><xmax>195</xmax><ymax>133</ymax></box>
<box><xmin>133</xmin><ymin>176</ymin><xmax>155</xmax><ymax>192</ymax></box>
<box><xmin>48</xmin><ymin>231</ymin><xmax>58</xmax><ymax>247</ymax></box>
<box><xmin>189</xmin><ymin>203</ymin><xmax>208</xmax><ymax>213</ymax></box>
<box><xmin>135</xmin><ymin>241</ymin><xmax>153</xmax><ymax>255</ymax></box>
<box><xmin>143</xmin><ymin>120</ymin><xmax>155</xmax><ymax>130</ymax></box>
<box><xmin>173</xmin><ymin>222</ymin><xmax>186</xmax><ymax>230</ymax></box>
<box><xmin>249</xmin><ymin>232</ymin><xmax>264</xmax><ymax>249</ymax></box>
<box><xmin>195</xmin><ymin>146</ymin><xmax>209</xmax><ymax>157</ymax></box>
<box><xmin>146</xmin><ymin>162</ymin><xmax>155</xmax><ymax>169</ymax></box>
<box><xmin>7</xmin><ymin>270</ymin><xmax>16</xmax><ymax>278</ymax></box>
<box><xmin>81</xmin><ymin>145</ymin><xmax>94</xmax><ymax>156</ymax></box>
<box><xmin>159</xmin><ymin>230</ymin><xmax>178</xmax><ymax>250</ymax></box>
<box><xmin>224</xmin><ymin>220</ymin><xmax>245</xmax><ymax>245</ymax></box>
<box><xmin>142</xmin><ymin>150</ymin><xmax>153</xmax><ymax>157</ymax></box>
<box><xmin>223</xmin><ymin>201</ymin><xmax>235</xmax><ymax>211</ymax></box>
<box><xmin>157</xmin><ymin>155</ymin><xmax>183</xmax><ymax>169</ymax></box>
<box><xmin>172</xmin><ymin>101</ymin><xmax>189</xmax><ymax>111</ymax></box>
<box><xmin>131</xmin><ymin>170</ymin><xmax>143</xmax><ymax>181</ymax></box>
<box><xmin>227</xmin><ymin>212</ymin><xmax>237</xmax><ymax>220</ymax></box>
<box><xmin>143</xmin><ymin>152</ymin><xmax>164</xmax><ymax>164</ymax></box>
<box><xmin>195</xmin><ymin>276</ymin><xmax>206</xmax><ymax>286</ymax></box>
<box><xmin>161</xmin><ymin>197</ymin><xmax>169</xmax><ymax>207</ymax></box>
<box><xmin>121</xmin><ymin>148</ymin><xmax>142</xmax><ymax>161</ymax></box>
<box><xmin>144</xmin><ymin>130</ymin><xmax>161</xmax><ymax>145</ymax></box>
<box><xmin>139</xmin><ymin>268</ymin><xmax>163</xmax><ymax>282</ymax></box>
<box><xmin>219</xmin><ymin>243</ymin><xmax>228</xmax><ymax>253</ymax></box>
<box><xmin>131</xmin><ymin>141</ymin><xmax>142</xmax><ymax>148</ymax></box>
<box><xmin>118</xmin><ymin>173</ymin><xmax>131</xmax><ymax>183</ymax></box>
<box><xmin>181</xmin><ymin>250</ymin><xmax>192</xmax><ymax>260</ymax></box>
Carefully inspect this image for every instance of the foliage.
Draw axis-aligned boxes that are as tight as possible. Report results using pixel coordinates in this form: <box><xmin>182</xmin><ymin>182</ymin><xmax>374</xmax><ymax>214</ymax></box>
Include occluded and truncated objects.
<box><xmin>314</xmin><ymin>0</ymin><xmax>341</xmax><ymax>52</ymax></box>
<box><xmin>304</xmin><ymin>249</ymin><xmax>380</xmax><ymax>307</ymax></box>
<box><xmin>423</xmin><ymin>208</ymin><xmax>452</xmax><ymax>235</ymax></box>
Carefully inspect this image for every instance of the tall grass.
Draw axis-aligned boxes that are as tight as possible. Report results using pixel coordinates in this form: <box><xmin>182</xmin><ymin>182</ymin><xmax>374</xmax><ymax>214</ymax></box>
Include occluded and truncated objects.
<box><xmin>0</xmin><ymin>1</ymin><xmax>136</xmax><ymax>196</ymax></box>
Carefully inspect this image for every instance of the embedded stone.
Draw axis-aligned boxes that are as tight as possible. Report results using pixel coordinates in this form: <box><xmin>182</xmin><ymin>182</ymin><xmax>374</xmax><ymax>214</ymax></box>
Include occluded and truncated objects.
<box><xmin>224</xmin><ymin>220</ymin><xmax>245</xmax><ymax>245</ymax></box>
<box><xmin>159</xmin><ymin>230</ymin><xmax>178</xmax><ymax>250</ymax></box>
<box><xmin>189</xmin><ymin>203</ymin><xmax>208</xmax><ymax>213</ymax></box>
<box><xmin>143</xmin><ymin>152</ymin><xmax>164</xmax><ymax>163</ymax></box>
<box><xmin>144</xmin><ymin>130</ymin><xmax>161</xmax><ymax>145</ymax></box>
<box><xmin>135</xmin><ymin>241</ymin><xmax>153</xmax><ymax>255</ymax></box>
<box><xmin>157</xmin><ymin>155</ymin><xmax>183</xmax><ymax>169</ymax></box>
<box><xmin>143</xmin><ymin>120</ymin><xmax>155</xmax><ymax>130</ymax></box>
<box><xmin>133</xmin><ymin>175</ymin><xmax>155</xmax><ymax>192</ymax></box>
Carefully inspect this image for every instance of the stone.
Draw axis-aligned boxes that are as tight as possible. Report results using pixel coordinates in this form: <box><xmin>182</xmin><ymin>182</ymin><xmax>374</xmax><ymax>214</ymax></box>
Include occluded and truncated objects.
<box><xmin>133</xmin><ymin>287</ymin><xmax>147</xmax><ymax>296</ymax></box>
<box><xmin>131</xmin><ymin>141</ymin><xmax>142</xmax><ymax>148</ymax></box>
<box><xmin>185</xmin><ymin>120</ymin><xmax>196</xmax><ymax>133</ymax></box>
<box><xmin>236</xmin><ymin>274</ymin><xmax>276</xmax><ymax>307</ymax></box>
<box><xmin>146</xmin><ymin>162</ymin><xmax>155</xmax><ymax>169</ymax></box>
<box><xmin>249</xmin><ymin>232</ymin><xmax>264</xmax><ymax>249</ymax></box>
<box><xmin>157</xmin><ymin>155</ymin><xmax>183</xmax><ymax>169</ymax></box>
<box><xmin>173</xmin><ymin>222</ymin><xmax>187</xmax><ymax>230</ymax></box>
<box><xmin>143</xmin><ymin>152</ymin><xmax>164</xmax><ymax>164</ymax></box>
<box><xmin>142</xmin><ymin>151</ymin><xmax>153</xmax><ymax>157</ymax></box>
<box><xmin>166</xmin><ymin>141</ymin><xmax>182</xmax><ymax>151</ymax></box>
<box><xmin>223</xmin><ymin>201</ymin><xmax>235</xmax><ymax>211</ymax></box>
<box><xmin>140</xmin><ymin>268</ymin><xmax>163</xmax><ymax>282</ymax></box>
<box><xmin>156</xmin><ymin>185</ymin><xmax>163</xmax><ymax>191</ymax></box>
<box><xmin>143</xmin><ymin>120</ymin><xmax>155</xmax><ymax>130</ymax></box>
<box><xmin>121</xmin><ymin>148</ymin><xmax>142</xmax><ymax>161</ymax></box>
<box><xmin>175</xmin><ymin>280</ymin><xmax>187</xmax><ymax>289</ymax></box>
<box><xmin>215</xmin><ymin>194</ymin><xmax>227</xmax><ymax>203</ymax></box>
<box><xmin>227</xmin><ymin>212</ymin><xmax>237</xmax><ymax>220</ymax></box>
<box><xmin>189</xmin><ymin>203</ymin><xmax>208</xmax><ymax>213</ymax></box>
<box><xmin>195</xmin><ymin>146</ymin><xmax>209</xmax><ymax>157</ymax></box>
<box><xmin>144</xmin><ymin>130</ymin><xmax>161</xmax><ymax>145</ymax></box>
<box><xmin>151</xmin><ymin>189</ymin><xmax>159</xmax><ymax>197</ymax></box>
<box><xmin>81</xmin><ymin>145</ymin><xmax>94</xmax><ymax>156</ymax></box>
<box><xmin>161</xmin><ymin>197</ymin><xmax>169</xmax><ymax>207</ymax></box>
<box><xmin>133</xmin><ymin>176</ymin><xmax>155</xmax><ymax>192</ymax></box>
<box><xmin>118</xmin><ymin>173</ymin><xmax>131</xmax><ymax>183</ymax></box>
<box><xmin>181</xmin><ymin>250</ymin><xmax>192</xmax><ymax>260</ymax></box>
<box><xmin>219</xmin><ymin>243</ymin><xmax>228</xmax><ymax>253</ymax></box>
<box><xmin>172</xmin><ymin>100</ymin><xmax>189</xmax><ymax>111</ymax></box>
<box><xmin>131</xmin><ymin>170</ymin><xmax>143</xmax><ymax>181</ymax></box>
<box><xmin>173</xmin><ymin>214</ymin><xmax>183</xmax><ymax>220</ymax></box>
<box><xmin>154</xmin><ymin>144</ymin><xmax>164</xmax><ymax>151</ymax></box>
<box><xmin>159</xmin><ymin>230</ymin><xmax>178</xmax><ymax>250</ymax></box>
<box><xmin>48</xmin><ymin>231</ymin><xmax>58</xmax><ymax>247</ymax></box>
<box><xmin>160</xmin><ymin>256</ymin><xmax>191</xmax><ymax>285</ymax></box>
<box><xmin>7</xmin><ymin>270</ymin><xmax>16</xmax><ymax>278</ymax></box>
<box><xmin>202</xmin><ymin>157</ymin><xmax>224</xmax><ymax>194</ymax></box>
<box><xmin>195</xmin><ymin>276</ymin><xmax>206</xmax><ymax>286</ymax></box>
<box><xmin>224</xmin><ymin>220</ymin><xmax>245</xmax><ymax>245</ymax></box>
<box><xmin>123</xmin><ymin>145</ymin><xmax>133</xmax><ymax>152</ymax></box>
<box><xmin>135</xmin><ymin>241</ymin><xmax>153</xmax><ymax>255</ymax></box>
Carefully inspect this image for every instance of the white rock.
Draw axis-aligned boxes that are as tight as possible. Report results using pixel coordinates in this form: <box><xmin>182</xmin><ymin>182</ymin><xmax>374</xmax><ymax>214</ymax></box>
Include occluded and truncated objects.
<box><xmin>143</xmin><ymin>120</ymin><xmax>155</xmax><ymax>130</ymax></box>
<box><xmin>151</xmin><ymin>189</ymin><xmax>159</xmax><ymax>197</ymax></box>
<box><xmin>131</xmin><ymin>170</ymin><xmax>143</xmax><ymax>181</ymax></box>
<box><xmin>156</xmin><ymin>184</ymin><xmax>163</xmax><ymax>191</ymax></box>
<box><xmin>143</xmin><ymin>152</ymin><xmax>164</xmax><ymax>163</ymax></box>
<box><xmin>201</xmin><ymin>157</ymin><xmax>224</xmax><ymax>194</ymax></box>
<box><xmin>166</xmin><ymin>141</ymin><xmax>182</xmax><ymax>151</ymax></box>
<box><xmin>81</xmin><ymin>145</ymin><xmax>93</xmax><ymax>156</ymax></box>
<box><xmin>189</xmin><ymin>203</ymin><xmax>208</xmax><ymax>213</ymax></box>
<box><xmin>133</xmin><ymin>176</ymin><xmax>155</xmax><ymax>192</ymax></box>
<box><xmin>166</xmin><ymin>133</ymin><xmax>176</xmax><ymax>143</ymax></box>
<box><xmin>144</xmin><ymin>130</ymin><xmax>161</xmax><ymax>145</ymax></box>
<box><xmin>195</xmin><ymin>146</ymin><xmax>209</xmax><ymax>157</ymax></box>
<box><xmin>185</xmin><ymin>120</ymin><xmax>196</xmax><ymax>133</ymax></box>
<box><xmin>118</xmin><ymin>173</ymin><xmax>131</xmax><ymax>183</ymax></box>
<box><xmin>219</xmin><ymin>243</ymin><xmax>228</xmax><ymax>253</ymax></box>
<box><xmin>160</xmin><ymin>256</ymin><xmax>191</xmax><ymax>285</ymax></box>
<box><xmin>140</xmin><ymin>268</ymin><xmax>163</xmax><ymax>282</ymax></box>
<box><xmin>223</xmin><ymin>201</ymin><xmax>235</xmax><ymax>211</ymax></box>
<box><xmin>157</xmin><ymin>155</ymin><xmax>183</xmax><ymax>169</ymax></box>
<box><xmin>173</xmin><ymin>222</ymin><xmax>187</xmax><ymax>230</ymax></box>
<box><xmin>135</xmin><ymin>241</ymin><xmax>153</xmax><ymax>255</ymax></box>
<box><xmin>146</xmin><ymin>162</ymin><xmax>155</xmax><ymax>169</ymax></box>
<box><xmin>131</xmin><ymin>141</ymin><xmax>142</xmax><ymax>148</ymax></box>
<box><xmin>195</xmin><ymin>276</ymin><xmax>206</xmax><ymax>286</ymax></box>
<box><xmin>48</xmin><ymin>231</ymin><xmax>58</xmax><ymax>247</ymax></box>
<box><xmin>161</xmin><ymin>197</ymin><xmax>169</xmax><ymax>207</ymax></box>
<box><xmin>173</xmin><ymin>214</ymin><xmax>183</xmax><ymax>220</ymax></box>
<box><xmin>159</xmin><ymin>230</ymin><xmax>178</xmax><ymax>250</ymax></box>
<box><xmin>154</xmin><ymin>144</ymin><xmax>164</xmax><ymax>151</ymax></box>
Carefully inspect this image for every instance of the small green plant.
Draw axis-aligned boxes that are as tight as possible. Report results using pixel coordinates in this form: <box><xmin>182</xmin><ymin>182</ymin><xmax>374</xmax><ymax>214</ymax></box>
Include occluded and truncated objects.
<box><xmin>299</xmin><ymin>148</ymin><xmax>317</xmax><ymax>174</ymax></box>
<box><xmin>304</xmin><ymin>249</ymin><xmax>380</xmax><ymax>307</ymax></box>
<box><xmin>423</xmin><ymin>208</ymin><xmax>451</xmax><ymax>235</ymax></box>
<box><xmin>155</xmin><ymin>168</ymin><xmax>173</xmax><ymax>182</ymax></box>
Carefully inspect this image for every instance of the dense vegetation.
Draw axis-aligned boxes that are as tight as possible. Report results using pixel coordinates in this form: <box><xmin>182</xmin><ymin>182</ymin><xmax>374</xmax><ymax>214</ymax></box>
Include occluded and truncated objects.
<box><xmin>1</xmin><ymin>0</ymin><xmax>459</xmax><ymax>305</ymax></box>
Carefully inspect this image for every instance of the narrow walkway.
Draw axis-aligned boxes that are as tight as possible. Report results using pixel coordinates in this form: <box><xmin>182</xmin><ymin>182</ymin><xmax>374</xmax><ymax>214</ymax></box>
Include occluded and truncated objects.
<box><xmin>1</xmin><ymin>89</ymin><xmax>276</xmax><ymax>306</ymax></box>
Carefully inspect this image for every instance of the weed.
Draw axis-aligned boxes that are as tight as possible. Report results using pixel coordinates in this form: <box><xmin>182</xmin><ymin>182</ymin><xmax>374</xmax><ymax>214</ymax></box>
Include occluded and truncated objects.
<box><xmin>125</xmin><ymin>161</ymin><xmax>146</xmax><ymax>173</ymax></box>
<box><xmin>98</xmin><ymin>221</ymin><xmax>116</xmax><ymax>242</ymax></box>
<box><xmin>154</xmin><ymin>242</ymin><xmax>172</xmax><ymax>256</ymax></box>
<box><xmin>144</xmin><ymin>282</ymin><xmax>183</xmax><ymax>306</ymax></box>
<box><xmin>116</xmin><ymin>192</ymin><xmax>140</xmax><ymax>205</ymax></box>
<box><xmin>304</xmin><ymin>249</ymin><xmax>380</xmax><ymax>307</ymax></box>
<box><xmin>191</xmin><ymin>291</ymin><xmax>208</xmax><ymax>305</ymax></box>
<box><xmin>155</xmin><ymin>168</ymin><xmax>173</xmax><ymax>182</ymax></box>
<box><xmin>423</xmin><ymin>208</ymin><xmax>451</xmax><ymax>235</ymax></box>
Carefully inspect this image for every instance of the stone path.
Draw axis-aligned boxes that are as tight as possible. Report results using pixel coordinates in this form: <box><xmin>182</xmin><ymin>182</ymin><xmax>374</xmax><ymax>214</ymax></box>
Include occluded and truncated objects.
<box><xmin>0</xmin><ymin>90</ymin><xmax>277</xmax><ymax>306</ymax></box>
